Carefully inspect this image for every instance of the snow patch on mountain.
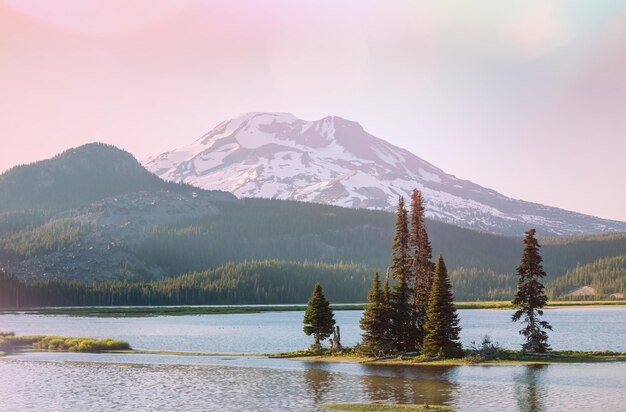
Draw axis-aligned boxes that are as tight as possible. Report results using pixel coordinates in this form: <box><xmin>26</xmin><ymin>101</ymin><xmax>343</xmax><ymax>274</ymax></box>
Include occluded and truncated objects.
<box><xmin>143</xmin><ymin>112</ymin><xmax>626</xmax><ymax>236</ymax></box>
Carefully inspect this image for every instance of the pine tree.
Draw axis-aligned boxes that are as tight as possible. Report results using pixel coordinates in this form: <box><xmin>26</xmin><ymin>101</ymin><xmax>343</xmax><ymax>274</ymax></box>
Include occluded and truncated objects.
<box><xmin>303</xmin><ymin>283</ymin><xmax>336</xmax><ymax>348</ymax></box>
<box><xmin>390</xmin><ymin>196</ymin><xmax>411</xmax><ymax>282</ymax></box>
<box><xmin>382</xmin><ymin>276</ymin><xmax>393</xmax><ymax>338</ymax></box>
<box><xmin>389</xmin><ymin>196</ymin><xmax>413</xmax><ymax>352</ymax></box>
<box><xmin>422</xmin><ymin>255</ymin><xmax>463</xmax><ymax>358</ymax></box>
<box><xmin>390</xmin><ymin>274</ymin><xmax>412</xmax><ymax>352</ymax></box>
<box><xmin>409</xmin><ymin>189</ymin><xmax>434</xmax><ymax>350</ymax></box>
<box><xmin>512</xmin><ymin>229</ymin><xmax>552</xmax><ymax>353</ymax></box>
<box><xmin>359</xmin><ymin>272</ymin><xmax>393</xmax><ymax>356</ymax></box>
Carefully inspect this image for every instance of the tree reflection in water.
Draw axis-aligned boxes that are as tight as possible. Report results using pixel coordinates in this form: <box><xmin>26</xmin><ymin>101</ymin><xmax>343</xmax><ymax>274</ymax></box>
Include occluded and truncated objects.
<box><xmin>515</xmin><ymin>364</ymin><xmax>548</xmax><ymax>412</ymax></box>
<box><xmin>359</xmin><ymin>364</ymin><xmax>457</xmax><ymax>406</ymax></box>
<box><xmin>303</xmin><ymin>365</ymin><xmax>337</xmax><ymax>405</ymax></box>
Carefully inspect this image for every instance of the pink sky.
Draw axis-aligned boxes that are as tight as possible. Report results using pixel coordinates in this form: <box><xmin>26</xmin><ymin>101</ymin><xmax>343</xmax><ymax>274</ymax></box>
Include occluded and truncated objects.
<box><xmin>1</xmin><ymin>0</ymin><xmax>625</xmax><ymax>221</ymax></box>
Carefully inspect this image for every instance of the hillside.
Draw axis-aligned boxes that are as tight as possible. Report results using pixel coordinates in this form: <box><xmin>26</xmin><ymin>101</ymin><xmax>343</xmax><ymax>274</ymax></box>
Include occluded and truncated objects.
<box><xmin>144</xmin><ymin>112</ymin><xmax>626</xmax><ymax>236</ymax></box>
<box><xmin>1</xmin><ymin>143</ymin><xmax>625</xmax><ymax>301</ymax></box>
<box><xmin>549</xmin><ymin>256</ymin><xmax>626</xmax><ymax>299</ymax></box>
<box><xmin>0</xmin><ymin>143</ymin><xmax>235</xmax><ymax>281</ymax></box>
<box><xmin>3</xmin><ymin>193</ymin><xmax>626</xmax><ymax>299</ymax></box>
<box><xmin>0</xmin><ymin>143</ymin><xmax>181</xmax><ymax>214</ymax></box>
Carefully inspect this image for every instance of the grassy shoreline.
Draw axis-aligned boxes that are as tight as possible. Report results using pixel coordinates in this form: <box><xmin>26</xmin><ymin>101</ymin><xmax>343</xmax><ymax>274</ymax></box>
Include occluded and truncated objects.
<box><xmin>1</xmin><ymin>300</ymin><xmax>624</xmax><ymax>317</ymax></box>
<box><xmin>277</xmin><ymin>349</ymin><xmax>626</xmax><ymax>366</ymax></box>
<box><xmin>321</xmin><ymin>404</ymin><xmax>453</xmax><ymax>411</ymax></box>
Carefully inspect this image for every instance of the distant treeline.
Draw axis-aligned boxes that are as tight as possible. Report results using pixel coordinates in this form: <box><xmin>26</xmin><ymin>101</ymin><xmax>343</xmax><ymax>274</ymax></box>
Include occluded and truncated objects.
<box><xmin>452</xmin><ymin>255</ymin><xmax>626</xmax><ymax>300</ymax></box>
<box><xmin>549</xmin><ymin>255</ymin><xmax>626</xmax><ymax>298</ymax></box>
<box><xmin>450</xmin><ymin>267</ymin><xmax>515</xmax><ymax>301</ymax></box>
<box><xmin>0</xmin><ymin>261</ymin><xmax>375</xmax><ymax>308</ymax></box>
<box><xmin>2</xmin><ymin>256</ymin><xmax>625</xmax><ymax>308</ymax></box>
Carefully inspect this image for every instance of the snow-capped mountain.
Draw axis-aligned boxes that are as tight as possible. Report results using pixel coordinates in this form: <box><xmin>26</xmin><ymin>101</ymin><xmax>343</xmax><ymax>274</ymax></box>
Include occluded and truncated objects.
<box><xmin>144</xmin><ymin>112</ymin><xmax>626</xmax><ymax>236</ymax></box>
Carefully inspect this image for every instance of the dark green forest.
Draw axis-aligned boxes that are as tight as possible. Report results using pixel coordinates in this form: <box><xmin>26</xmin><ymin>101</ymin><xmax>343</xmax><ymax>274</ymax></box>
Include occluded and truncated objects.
<box><xmin>1</xmin><ymin>255</ymin><xmax>625</xmax><ymax>308</ymax></box>
<box><xmin>549</xmin><ymin>255</ymin><xmax>626</xmax><ymax>298</ymax></box>
<box><xmin>0</xmin><ymin>219</ymin><xmax>90</xmax><ymax>261</ymax></box>
<box><xmin>0</xmin><ymin>261</ymin><xmax>374</xmax><ymax>307</ymax></box>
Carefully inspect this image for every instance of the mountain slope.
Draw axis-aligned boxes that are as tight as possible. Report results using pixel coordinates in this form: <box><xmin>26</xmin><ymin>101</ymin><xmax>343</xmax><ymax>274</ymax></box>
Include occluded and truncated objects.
<box><xmin>0</xmin><ymin>143</ymin><xmax>178</xmax><ymax>214</ymax></box>
<box><xmin>144</xmin><ymin>112</ymin><xmax>626</xmax><ymax>236</ymax></box>
<box><xmin>0</xmin><ymin>143</ymin><xmax>236</xmax><ymax>281</ymax></box>
<box><xmin>2</xmin><ymin>142</ymin><xmax>625</xmax><ymax>301</ymax></box>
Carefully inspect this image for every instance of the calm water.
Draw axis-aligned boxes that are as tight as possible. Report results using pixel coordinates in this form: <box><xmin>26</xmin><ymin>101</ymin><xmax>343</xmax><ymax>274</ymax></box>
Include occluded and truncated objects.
<box><xmin>1</xmin><ymin>307</ymin><xmax>625</xmax><ymax>353</ymax></box>
<box><xmin>1</xmin><ymin>307</ymin><xmax>625</xmax><ymax>411</ymax></box>
<box><xmin>1</xmin><ymin>353</ymin><xmax>626</xmax><ymax>411</ymax></box>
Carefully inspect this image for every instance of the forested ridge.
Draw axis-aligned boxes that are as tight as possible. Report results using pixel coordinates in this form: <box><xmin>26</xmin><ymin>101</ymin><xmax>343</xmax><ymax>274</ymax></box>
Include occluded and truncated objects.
<box><xmin>133</xmin><ymin>198</ymin><xmax>626</xmax><ymax>280</ymax></box>
<box><xmin>549</xmin><ymin>255</ymin><xmax>626</xmax><ymax>298</ymax></box>
<box><xmin>1</xmin><ymin>198</ymin><xmax>625</xmax><ymax>305</ymax></box>
<box><xmin>0</xmin><ymin>143</ymin><xmax>192</xmax><ymax>215</ymax></box>
<box><xmin>1</xmin><ymin>143</ymin><xmax>625</xmax><ymax>306</ymax></box>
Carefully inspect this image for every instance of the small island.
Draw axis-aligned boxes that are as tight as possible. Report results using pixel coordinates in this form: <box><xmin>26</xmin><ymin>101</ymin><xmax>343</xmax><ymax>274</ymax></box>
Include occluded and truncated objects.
<box><xmin>0</xmin><ymin>331</ymin><xmax>130</xmax><ymax>357</ymax></box>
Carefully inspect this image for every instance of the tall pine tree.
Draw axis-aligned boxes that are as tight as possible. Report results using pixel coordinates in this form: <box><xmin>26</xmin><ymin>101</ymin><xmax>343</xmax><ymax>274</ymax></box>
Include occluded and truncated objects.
<box><xmin>409</xmin><ymin>189</ymin><xmax>434</xmax><ymax>350</ymax></box>
<box><xmin>359</xmin><ymin>272</ymin><xmax>393</xmax><ymax>356</ymax></box>
<box><xmin>422</xmin><ymin>255</ymin><xmax>463</xmax><ymax>358</ymax></box>
<box><xmin>383</xmin><ymin>275</ymin><xmax>393</xmax><ymax>345</ymax></box>
<box><xmin>303</xmin><ymin>283</ymin><xmax>336</xmax><ymax>348</ymax></box>
<box><xmin>512</xmin><ymin>229</ymin><xmax>552</xmax><ymax>353</ymax></box>
<box><xmin>389</xmin><ymin>196</ymin><xmax>413</xmax><ymax>352</ymax></box>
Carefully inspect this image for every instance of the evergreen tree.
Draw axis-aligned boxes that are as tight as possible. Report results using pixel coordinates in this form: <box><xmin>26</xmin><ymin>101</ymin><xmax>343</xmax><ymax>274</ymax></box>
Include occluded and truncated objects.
<box><xmin>390</xmin><ymin>274</ymin><xmax>412</xmax><ymax>352</ymax></box>
<box><xmin>359</xmin><ymin>272</ymin><xmax>393</xmax><ymax>356</ymax></box>
<box><xmin>389</xmin><ymin>197</ymin><xmax>413</xmax><ymax>352</ymax></box>
<box><xmin>512</xmin><ymin>229</ymin><xmax>552</xmax><ymax>353</ymax></box>
<box><xmin>382</xmin><ymin>275</ymin><xmax>392</xmax><ymax>333</ymax></box>
<box><xmin>390</xmin><ymin>196</ymin><xmax>411</xmax><ymax>282</ymax></box>
<box><xmin>303</xmin><ymin>283</ymin><xmax>336</xmax><ymax>348</ymax></box>
<box><xmin>409</xmin><ymin>189</ymin><xmax>434</xmax><ymax>350</ymax></box>
<box><xmin>422</xmin><ymin>255</ymin><xmax>463</xmax><ymax>358</ymax></box>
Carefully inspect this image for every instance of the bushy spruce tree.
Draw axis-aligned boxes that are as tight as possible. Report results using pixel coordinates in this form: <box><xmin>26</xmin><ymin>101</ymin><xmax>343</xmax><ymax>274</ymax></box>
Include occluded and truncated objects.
<box><xmin>359</xmin><ymin>272</ymin><xmax>393</xmax><ymax>356</ymax></box>
<box><xmin>512</xmin><ymin>229</ymin><xmax>552</xmax><ymax>353</ymax></box>
<box><xmin>422</xmin><ymin>255</ymin><xmax>463</xmax><ymax>358</ymax></box>
<box><xmin>409</xmin><ymin>189</ymin><xmax>434</xmax><ymax>350</ymax></box>
<box><xmin>303</xmin><ymin>283</ymin><xmax>336</xmax><ymax>348</ymax></box>
<box><xmin>389</xmin><ymin>196</ymin><xmax>413</xmax><ymax>352</ymax></box>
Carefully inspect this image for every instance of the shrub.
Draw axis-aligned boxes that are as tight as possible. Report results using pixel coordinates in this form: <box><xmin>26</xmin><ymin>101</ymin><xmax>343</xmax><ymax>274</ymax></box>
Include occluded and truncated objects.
<box><xmin>465</xmin><ymin>335</ymin><xmax>504</xmax><ymax>363</ymax></box>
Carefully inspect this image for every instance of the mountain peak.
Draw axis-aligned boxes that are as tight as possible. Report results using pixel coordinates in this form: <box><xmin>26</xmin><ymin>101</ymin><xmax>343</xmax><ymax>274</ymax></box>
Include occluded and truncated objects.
<box><xmin>143</xmin><ymin>113</ymin><xmax>626</xmax><ymax>236</ymax></box>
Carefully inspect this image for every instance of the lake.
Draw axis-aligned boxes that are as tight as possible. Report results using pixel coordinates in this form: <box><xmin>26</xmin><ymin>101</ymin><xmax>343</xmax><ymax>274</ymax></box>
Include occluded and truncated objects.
<box><xmin>1</xmin><ymin>307</ymin><xmax>625</xmax><ymax>411</ymax></box>
<box><xmin>1</xmin><ymin>307</ymin><xmax>625</xmax><ymax>353</ymax></box>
